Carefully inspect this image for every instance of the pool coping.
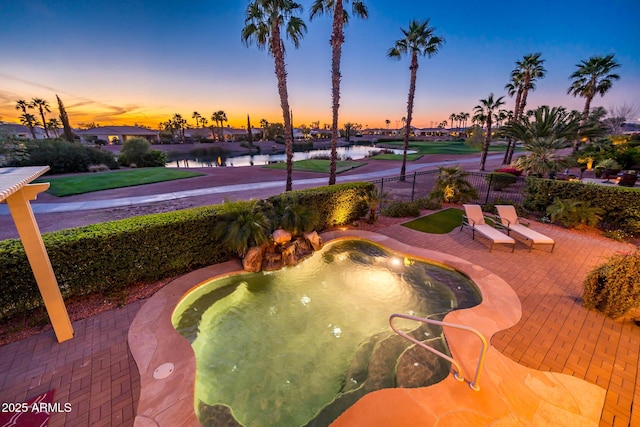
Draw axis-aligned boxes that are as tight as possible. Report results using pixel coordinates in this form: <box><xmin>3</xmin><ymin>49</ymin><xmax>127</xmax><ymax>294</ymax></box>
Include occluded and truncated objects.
<box><xmin>129</xmin><ymin>230</ymin><xmax>605</xmax><ymax>426</ymax></box>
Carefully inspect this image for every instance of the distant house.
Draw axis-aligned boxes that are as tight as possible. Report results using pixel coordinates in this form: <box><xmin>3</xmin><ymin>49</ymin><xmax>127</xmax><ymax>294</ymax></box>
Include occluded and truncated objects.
<box><xmin>0</xmin><ymin>123</ymin><xmax>48</xmax><ymax>139</ymax></box>
<box><xmin>76</xmin><ymin>126</ymin><xmax>159</xmax><ymax>145</ymax></box>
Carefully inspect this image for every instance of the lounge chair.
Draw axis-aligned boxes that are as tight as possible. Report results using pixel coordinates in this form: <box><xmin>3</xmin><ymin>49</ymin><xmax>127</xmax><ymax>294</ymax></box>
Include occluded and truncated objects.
<box><xmin>461</xmin><ymin>204</ymin><xmax>515</xmax><ymax>252</ymax></box>
<box><xmin>495</xmin><ymin>205</ymin><xmax>555</xmax><ymax>252</ymax></box>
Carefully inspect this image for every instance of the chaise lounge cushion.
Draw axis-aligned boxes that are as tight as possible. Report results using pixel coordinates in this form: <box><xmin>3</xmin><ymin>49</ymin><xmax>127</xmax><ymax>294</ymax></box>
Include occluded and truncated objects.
<box><xmin>462</xmin><ymin>204</ymin><xmax>515</xmax><ymax>252</ymax></box>
<box><xmin>495</xmin><ymin>205</ymin><xmax>555</xmax><ymax>252</ymax></box>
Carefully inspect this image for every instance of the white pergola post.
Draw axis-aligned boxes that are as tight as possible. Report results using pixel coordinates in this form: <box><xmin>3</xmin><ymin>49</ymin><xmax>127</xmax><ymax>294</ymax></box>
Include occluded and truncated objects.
<box><xmin>1</xmin><ymin>167</ymin><xmax>73</xmax><ymax>342</ymax></box>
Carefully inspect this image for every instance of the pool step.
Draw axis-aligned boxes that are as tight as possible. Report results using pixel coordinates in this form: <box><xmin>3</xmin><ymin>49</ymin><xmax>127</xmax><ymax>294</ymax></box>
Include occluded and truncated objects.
<box><xmin>306</xmin><ymin>324</ymin><xmax>450</xmax><ymax>426</ymax></box>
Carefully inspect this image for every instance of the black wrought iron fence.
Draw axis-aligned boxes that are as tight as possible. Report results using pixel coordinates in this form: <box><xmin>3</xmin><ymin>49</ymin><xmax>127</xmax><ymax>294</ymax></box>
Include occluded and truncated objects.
<box><xmin>370</xmin><ymin>170</ymin><xmax>527</xmax><ymax>209</ymax></box>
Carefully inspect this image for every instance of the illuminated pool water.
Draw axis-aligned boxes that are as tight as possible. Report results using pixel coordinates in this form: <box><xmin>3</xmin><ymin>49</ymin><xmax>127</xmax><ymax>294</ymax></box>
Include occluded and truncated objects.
<box><xmin>172</xmin><ymin>239</ymin><xmax>481</xmax><ymax>426</ymax></box>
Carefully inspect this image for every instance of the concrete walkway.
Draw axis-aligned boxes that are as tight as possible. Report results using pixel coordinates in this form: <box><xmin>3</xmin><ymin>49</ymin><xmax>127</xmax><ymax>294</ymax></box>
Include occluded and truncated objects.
<box><xmin>0</xmin><ymin>155</ymin><xmax>500</xmax><ymax>215</ymax></box>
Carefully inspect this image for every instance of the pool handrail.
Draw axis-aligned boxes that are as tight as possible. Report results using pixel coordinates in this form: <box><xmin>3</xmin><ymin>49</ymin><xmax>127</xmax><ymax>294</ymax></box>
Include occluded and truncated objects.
<box><xmin>389</xmin><ymin>313</ymin><xmax>488</xmax><ymax>391</ymax></box>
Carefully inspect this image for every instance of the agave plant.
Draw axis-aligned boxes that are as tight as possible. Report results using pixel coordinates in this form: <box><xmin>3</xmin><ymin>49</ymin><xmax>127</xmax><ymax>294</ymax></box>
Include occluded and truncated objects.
<box><xmin>213</xmin><ymin>200</ymin><xmax>271</xmax><ymax>256</ymax></box>
<box><xmin>429</xmin><ymin>166</ymin><xmax>478</xmax><ymax>203</ymax></box>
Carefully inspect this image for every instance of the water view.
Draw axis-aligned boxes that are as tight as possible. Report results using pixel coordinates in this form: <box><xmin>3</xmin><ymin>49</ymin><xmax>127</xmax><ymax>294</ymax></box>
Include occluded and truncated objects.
<box><xmin>166</xmin><ymin>145</ymin><xmax>412</xmax><ymax>168</ymax></box>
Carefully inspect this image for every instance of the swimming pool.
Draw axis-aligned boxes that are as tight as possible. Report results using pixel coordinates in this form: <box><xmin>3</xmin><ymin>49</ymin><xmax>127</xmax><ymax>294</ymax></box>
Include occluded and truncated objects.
<box><xmin>172</xmin><ymin>239</ymin><xmax>481</xmax><ymax>426</ymax></box>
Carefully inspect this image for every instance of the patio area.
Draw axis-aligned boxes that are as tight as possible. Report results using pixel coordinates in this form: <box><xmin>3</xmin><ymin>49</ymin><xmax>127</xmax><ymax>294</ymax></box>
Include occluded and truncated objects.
<box><xmin>0</xmin><ymin>218</ymin><xmax>638</xmax><ymax>426</ymax></box>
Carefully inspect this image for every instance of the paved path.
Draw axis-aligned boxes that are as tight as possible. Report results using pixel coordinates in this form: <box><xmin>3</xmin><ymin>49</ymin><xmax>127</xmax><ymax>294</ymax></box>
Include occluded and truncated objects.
<box><xmin>0</xmin><ymin>154</ymin><xmax>501</xmax><ymax>214</ymax></box>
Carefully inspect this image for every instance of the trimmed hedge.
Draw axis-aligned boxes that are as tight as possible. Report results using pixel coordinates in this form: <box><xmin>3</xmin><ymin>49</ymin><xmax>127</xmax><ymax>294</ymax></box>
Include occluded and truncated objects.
<box><xmin>523</xmin><ymin>178</ymin><xmax>640</xmax><ymax>234</ymax></box>
<box><xmin>0</xmin><ymin>182</ymin><xmax>373</xmax><ymax>321</ymax></box>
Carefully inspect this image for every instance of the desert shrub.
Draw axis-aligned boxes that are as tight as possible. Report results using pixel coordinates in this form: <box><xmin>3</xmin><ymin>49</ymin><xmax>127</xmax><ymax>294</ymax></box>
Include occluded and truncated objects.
<box><xmin>11</xmin><ymin>138</ymin><xmax>118</xmax><ymax>173</ymax></box>
<box><xmin>88</xmin><ymin>164</ymin><xmax>110</xmax><ymax>172</ymax></box>
<box><xmin>583</xmin><ymin>252</ymin><xmax>640</xmax><ymax>318</ymax></box>
<box><xmin>413</xmin><ymin>197</ymin><xmax>441</xmax><ymax>210</ymax></box>
<box><xmin>486</xmin><ymin>172</ymin><xmax>518</xmax><ymax>191</ymax></box>
<box><xmin>118</xmin><ymin>138</ymin><xmax>167</xmax><ymax>167</ymax></box>
<box><xmin>546</xmin><ymin>198</ymin><xmax>602</xmax><ymax>229</ymax></box>
<box><xmin>382</xmin><ymin>201</ymin><xmax>421</xmax><ymax>217</ymax></box>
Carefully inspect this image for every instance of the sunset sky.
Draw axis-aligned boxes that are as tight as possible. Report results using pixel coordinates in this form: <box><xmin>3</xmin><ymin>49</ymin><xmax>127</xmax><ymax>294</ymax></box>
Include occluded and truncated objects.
<box><xmin>1</xmin><ymin>0</ymin><xmax>638</xmax><ymax>130</ymax></box>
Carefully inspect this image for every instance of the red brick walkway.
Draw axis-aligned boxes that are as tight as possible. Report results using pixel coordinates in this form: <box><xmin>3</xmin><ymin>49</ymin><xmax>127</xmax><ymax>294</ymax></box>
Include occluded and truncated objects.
<box><xmin>0</xmin><ymin>301</ymin><xmax>143</xmax><ymax>426</ymax></box>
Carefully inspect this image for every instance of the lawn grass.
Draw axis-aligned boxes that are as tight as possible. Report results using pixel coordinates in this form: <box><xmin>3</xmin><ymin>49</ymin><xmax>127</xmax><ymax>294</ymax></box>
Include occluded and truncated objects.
<box><xmin>369</xmin><ymin>153</ymin><xmax>423</xmax><ymax>161</ymax></box>
<box><xmin>39</xmin><ymin>168</ymin><xmax>205</xmax><ymax>197</ymax></box>
<box><xmin>381</xmin><ymin>140</ymin><xmax>516</xmax><ymax>155</ymax></box>
<box><xmin>264</xmin><ymin>159</ymin><xmax>365</xmax><ymax>174</ymax></box>
<box><xmin>401</xmin><ymin>208</ymin><xmax>464</xmax><ymax>234</ymax></box>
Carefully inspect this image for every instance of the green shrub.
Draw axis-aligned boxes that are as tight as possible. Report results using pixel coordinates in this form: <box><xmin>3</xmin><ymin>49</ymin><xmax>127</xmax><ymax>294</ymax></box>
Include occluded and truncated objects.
<box><xmin>268</xmin><ymin>182</ymin><xmax>372</xmax><ymax>229</ymax></box>
<box><xmin>382</xmin><ymin>201</ymin><xmax>421</xmax><ymax>217</ymax></box>
<box><xmin>583</xmin><ymin>252</ymin><xmax>640</xmax><ymax>318</ymax></box>
<box><xmin>524</xmin><ymin>178</ymin><xmax>640</xmax><ymax>234</ymax></box>
<box><xmin>0</xmin><ymin>182</ymin><xmax>371</xmax><ymax>321</ymax></box>
<box><xmin>118</xmin><ymin>138</ymin><xmax>166</xmax><ymax>167</ymax></box>
<box><xmin>11</xmin><ymin>138</ymin><xmax>118</xmax><ymax>173</ymax></box>
<box><xmin>486</xmin><ymin>172</ymin><xmax>518</xmax><ymax>191</ymax></box>
<box><xmin>546</xmin><ymin>198</ymin><xmax>602</xmax><ymax>228</ymax></box>
<box><xmin>413</xmin><ymin>197</ymin><xmax>441</xmax><ymax>210</ymax></box>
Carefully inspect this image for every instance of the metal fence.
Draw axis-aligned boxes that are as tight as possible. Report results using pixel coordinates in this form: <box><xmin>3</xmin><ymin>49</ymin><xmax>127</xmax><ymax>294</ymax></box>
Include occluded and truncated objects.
<box><xmin>370</xmin><ymin>170</ymin><xmax>527</xmax><ymax>208</ymax></box>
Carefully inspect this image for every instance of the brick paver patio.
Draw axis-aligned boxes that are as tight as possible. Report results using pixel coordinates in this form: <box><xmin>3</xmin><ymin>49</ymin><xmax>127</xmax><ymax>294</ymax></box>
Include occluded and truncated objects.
<box><xmin>0</xmin><ymin>219</ymin><xmax>638</xmax><ymax>426</ymax></box>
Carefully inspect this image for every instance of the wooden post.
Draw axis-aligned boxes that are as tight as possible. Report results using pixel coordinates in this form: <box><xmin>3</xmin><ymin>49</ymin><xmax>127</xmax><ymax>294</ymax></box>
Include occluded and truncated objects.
<box><xmin>5</xmin><ymin>183</ymin><xmax>74</xmax><ymax>342</ymax></box>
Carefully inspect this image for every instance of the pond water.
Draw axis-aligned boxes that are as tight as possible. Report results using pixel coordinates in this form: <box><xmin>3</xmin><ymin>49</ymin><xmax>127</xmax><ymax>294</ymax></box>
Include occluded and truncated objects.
<box><xmin>172</xmin><ymin>239</ymin><xmax>481</xmax><ymax>426</ymax></box>
<box><xmin>166</xmin><ymin>145</ymin><xmax>411</xmax><ymax>168</ymax></box>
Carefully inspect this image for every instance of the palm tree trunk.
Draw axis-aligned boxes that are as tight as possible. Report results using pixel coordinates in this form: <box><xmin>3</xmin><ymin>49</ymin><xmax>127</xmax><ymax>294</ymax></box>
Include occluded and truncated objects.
<box><xmin>401</xmin><ymin>53</ymin><xmax>419</xmax><ymax>181</ymax></box>
<box><xmin>40</xmin><ymin>110</ymin><xmax>50</xmax><ymax>138</ymax></box>
<box><xmin>328</xmin><ymin>0</ymin><xmax>345</xmax><ymax>186</ymax></box>
<box><xmin>271</xmin><ymin>25</ymin><xmax>294</xmax><ymax>192</ymax></box>
<box><xmin>480</xmin><ymin>118</ymin><xmax>492</xmax><ymax>171</ymax></box>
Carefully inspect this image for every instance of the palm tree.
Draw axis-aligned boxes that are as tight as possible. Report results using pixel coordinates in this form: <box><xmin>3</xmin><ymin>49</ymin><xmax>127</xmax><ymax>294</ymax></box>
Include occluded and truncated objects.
<box><xmin>172</xmin><ymin>113</ymin><xmax>187</xmax><ymax>143</ymax></box>
<box><xmin>514</xmin><ymin>137</ymin><xmax>567</xmax><ymax>177</ymax></box>
<box><xmin>260</xmin><ymin>118</ymin><xmax>269</xmax><ymax>140</ymax></box>
<box><xmin>19</xmin><ymin>113</ymin><xmax>39</xmax><ymax>139</ymax></box>
<box><xmin>474</xmin><ymin>93</ymin><xmax>505</xmax><ymax>171</ymax></box>
<box><xmin>192</xmin><ymin>111</ymin><xmax>202</xmax><ymax>127</ymax></box>
<box><xmin>504</xmin><ymin>105</ymin><xmax>581</xmax><ymax>144</ymax></box>
<box><xmin>15</xmin><ymin>99</ymin><xmax>30</xmax><ymax>116</ymax></box>
<box><xmin>388</xmin><ymin>19</ymin><xmax>444</xmax><ymax>180</ymax></box>
<box><xmin>568</xmin><ymin>54</ymin><xmax>621</xmax><ymax>124</ymax></box>
<box><xmin>516</xmin><ymin>53</ymin><xmax>545</xmax><ymax>116</ymax></box>
<box><xmin>429</xmin><ymin>166</ymin><xmax>478</xmax><ymax>203</ymax></box>
<box><xmin>31</xmin><ymin>98</ymin><xmax>51</xmax><ymax>138</ymax></box>
<box><xmin>449</xmin><ymin>113</ymin><xmax>456</xmax><ymax>129</ymax></box>
<box><xmin>242</xmin><ymin>0</ymin><xmax>307</xmax><ymax>192</ymax></box>
<box><xmin>310</xmin><ymin>0</ymin><xmax>368</xmax><ymax>186</ymax></box>
<box><xmin>461</xmin><ymin>112</ymin><xmax>470</xmax><ymax>132</ymax></box>
<box><xmin>385</xmin><ymin>119</ymin><xmax>390</xmax><ymax>130</ymax></box>
<box><xmin>46</xmin><ymin>118</ymin><xmax>60</xmax><ymax>138</ymax></box>
<box><xmin>211</xmin><ymin>110</ymin><xmax>228</xmax><ymax>141</ymax></box>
